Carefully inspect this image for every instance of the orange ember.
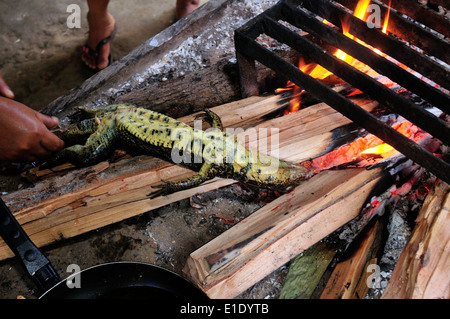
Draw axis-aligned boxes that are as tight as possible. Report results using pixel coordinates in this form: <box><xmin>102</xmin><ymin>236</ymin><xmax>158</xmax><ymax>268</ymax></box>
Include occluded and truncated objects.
<box><xmin>302</xmin><ymin>121</ymin><xmax>419</xmax><ymax>173</ymax></box>
<box><xmin>357</xmin><ymin>121</ymin><xmax>415</xmax><ymax>158</ymax></box>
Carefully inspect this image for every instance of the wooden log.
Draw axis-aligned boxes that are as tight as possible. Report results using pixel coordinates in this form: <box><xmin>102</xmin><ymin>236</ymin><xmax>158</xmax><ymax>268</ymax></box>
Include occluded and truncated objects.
<box><xmin>183</xmin><ymin>167</ymin><xmax>384</xmax><ymax>299</ymax></box>
<box><xmin>0</xmin><ymin>94</ymin><xmax>377</xmax><ymax>261</ymax></box>
<box><xmin>320</xmin><ymin>219</ymin><xmax>384</xmax><ymax>299</ymax></box>
<box><xmin>382</xmin><ymin>180</ymin><xmax>450</xmax><ymax>299</ymax></box>
<box><xmin>279</xmin><ymin>242</ymin><xmax>337</xmax><ymax>299</ymax></box>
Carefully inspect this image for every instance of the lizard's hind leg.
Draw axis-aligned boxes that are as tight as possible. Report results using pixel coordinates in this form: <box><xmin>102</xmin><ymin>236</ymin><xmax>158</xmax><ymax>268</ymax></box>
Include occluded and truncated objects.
<box><xmin>148</xmin><ymin>162</ymin><xmax>218</xmax><ymax>198</ymax></box>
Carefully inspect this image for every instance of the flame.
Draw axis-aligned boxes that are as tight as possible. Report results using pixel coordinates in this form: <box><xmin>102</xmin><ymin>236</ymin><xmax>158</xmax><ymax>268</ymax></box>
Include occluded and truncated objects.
<box><xmin>280</xmin><ymin>0</ymin><xmax>375</xmax><ymax>114</ymax></box>
<box><xmin>284</xmin><ymin>58</ymin><xmax>329</xmax><ymax>114</ymax></box>
<box><xmin>374</xmin><ymin>0</ymin><xmax>392</xmax><ymax>55</ymax></box>
<box><xmin>333</xmin><ymin>0</ymin><xmax>371</xmax><ymax>64</ymax></box>
<box><xmin>357</xmin><ymin>121</ymin><xmax>415</xmax><ymax>158</ymax></box>
<box><xmin>382</xmin><ymin>0</ymin><xmax>392</xmax><ymax>34</ymax></box>
<box><xmin>359</xmin><ymin>143</ymin><xmax>395</xmax><ymax>157</ymax></box>
<box><xmin>302</xmin><ymin>120</ymin><xmax>419</xmax><ymax>173</ymax></box>
<box><xmin>354</xmin><ymin>0</ymin><xmax>371</xmax><ymax>20</ymax></box>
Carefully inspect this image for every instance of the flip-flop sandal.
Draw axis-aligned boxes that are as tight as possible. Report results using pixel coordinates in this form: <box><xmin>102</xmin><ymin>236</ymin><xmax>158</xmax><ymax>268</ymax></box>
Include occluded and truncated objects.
<box><xmin>82</xmin><ymin>24</ymin><xmax>117</xmax><ymax>70</ymax></box>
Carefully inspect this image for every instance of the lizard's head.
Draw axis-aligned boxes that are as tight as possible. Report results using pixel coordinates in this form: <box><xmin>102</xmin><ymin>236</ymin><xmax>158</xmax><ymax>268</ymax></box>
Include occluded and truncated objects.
<box><xmin>241</xmin><ymin>151</ymin><xmax>313</xmax><ymax>191</ymax></box>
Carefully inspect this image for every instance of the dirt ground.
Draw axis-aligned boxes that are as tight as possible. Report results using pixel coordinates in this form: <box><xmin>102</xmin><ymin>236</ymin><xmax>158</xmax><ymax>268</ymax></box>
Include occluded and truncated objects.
<box><xmin>0</xmin><ymin>0</ymin><xmax>289</xmax><ymax>299</ymax></box>
<box><xmin>0</xmin><ymin>0</ymin><xmax>208</xmax><ymax>110</ymax></box>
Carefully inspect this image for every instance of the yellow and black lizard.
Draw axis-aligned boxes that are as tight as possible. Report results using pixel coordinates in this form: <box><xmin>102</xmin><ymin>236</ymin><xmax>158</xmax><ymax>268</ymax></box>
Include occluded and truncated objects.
<box><xmin>46</xmin><ymin>104</ymin><xmax>312</xmax><ymax>197</ymax></box>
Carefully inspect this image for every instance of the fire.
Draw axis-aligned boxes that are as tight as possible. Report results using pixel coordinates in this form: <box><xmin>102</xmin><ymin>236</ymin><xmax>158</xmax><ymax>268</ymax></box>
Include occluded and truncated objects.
<box><xmin>382</xmin><ymin>0</ymin><xmax>392</xmax><ymax>34</ymax></box>
<box><xmin>354</xmin><ymin>0</ymin><xmax>371</xmax><ymax>19</ymax></box>
<box><xmin>333</xmin><ymin>0</ymin><xmax>371</xmax><ymax>64</ymax></box>
<box><xmin>279</xmin><ymin>1</ymin><xmax>416</xmax><ymax>167</ymax></box>
<box><xmin>279</xmin><ymin>0</ymin><xmax>393</xmax><ymax>114</ymax></box>
<box><xmin>358</xmin><ymin>121</ymin><xmax>415</xmax><ymax>158</ymax></box>
<box><xmin>359</xmin><ymin>143</ymin><xmax>395</xmax><ymax>157</ymax></box>
<box><xmin>301</xmin><ymin>121</ymin><xmax>420</xmax><ymax>173</ymax></box>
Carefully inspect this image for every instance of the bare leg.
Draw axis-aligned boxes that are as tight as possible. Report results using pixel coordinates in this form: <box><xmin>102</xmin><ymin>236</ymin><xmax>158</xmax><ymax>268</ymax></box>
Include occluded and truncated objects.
<box><xmin>82</xmin><ymin>0</ymin><xmax>115</xmax><ymax>70</ymax></box>
<box><xmin>176</xmin><ymin>0</ymin><xmax>200</xmax><ymax>20</ymax></box>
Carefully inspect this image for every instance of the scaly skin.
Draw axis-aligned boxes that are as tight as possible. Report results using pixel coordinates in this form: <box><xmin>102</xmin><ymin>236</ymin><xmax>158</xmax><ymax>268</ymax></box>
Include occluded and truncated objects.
<box><xmin>48</xmin><ymin>104</ymin><xmax>312</xmax><ymax>197</ymax></box>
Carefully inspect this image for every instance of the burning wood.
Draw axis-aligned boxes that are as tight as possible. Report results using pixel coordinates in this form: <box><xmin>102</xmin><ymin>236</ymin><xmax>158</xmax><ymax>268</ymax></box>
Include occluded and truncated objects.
<box><xmin>382</xmin><ymin>180</ymin><xmax>450</xmax><ymax>298</ymax></box>
<box><xmin>183</xmin><ymin>113</ymin><xmax>444</xmax><ymax>298</ymax></box>
<box><xmin>301</xmin><ymin>117</ymin><xmax>444</xmax><ymax>174</ymax></box>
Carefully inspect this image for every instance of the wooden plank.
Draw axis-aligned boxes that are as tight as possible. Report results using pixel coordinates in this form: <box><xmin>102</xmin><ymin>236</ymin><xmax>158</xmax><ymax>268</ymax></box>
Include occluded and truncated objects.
<box><xmin>320</xmin><ymin>219</ymin><xmax>384</xmax><ymax>299</ymax></box>
<box><xmin>184</xmin><ymin>167</ymin><xmax>384</xmax><ymax>299</ymax></box>
<box><xmin>382</xmin><ymin>180</ymin><xmax>450</xmax><ymax>299</ymax></box>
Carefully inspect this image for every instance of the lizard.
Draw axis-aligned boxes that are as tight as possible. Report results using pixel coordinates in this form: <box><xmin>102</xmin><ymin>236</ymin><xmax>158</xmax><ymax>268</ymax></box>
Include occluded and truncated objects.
<box><xmin>45</xmin><ymin>104</ymin><xmax>312</xmax><ymax>198</ymax></box>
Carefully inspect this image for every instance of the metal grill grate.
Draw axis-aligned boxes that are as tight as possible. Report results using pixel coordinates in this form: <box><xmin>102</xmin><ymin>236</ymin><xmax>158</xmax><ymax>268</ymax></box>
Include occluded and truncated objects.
<box><xmin>234</xmin><ymin>0</ymin><xmax>450</xmax><ymax>184</ymax></box>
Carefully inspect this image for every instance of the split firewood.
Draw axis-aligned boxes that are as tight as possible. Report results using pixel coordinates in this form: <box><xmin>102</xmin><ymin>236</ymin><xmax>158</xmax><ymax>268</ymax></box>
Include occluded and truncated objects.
<box><xmin>184</xmin><ymin>167</ymin><xmax>384</xmax><ymax>299</ymax></box>
<box><xmin>382</xmin><ymin>180</ymin><xmax>450</xmax><ymax>299</ymax></box>
<box><xmin>0</xmin><ymin>94</ymin><xmax>377</xmax><ymax>261</ymax></box>
<box><xmin>320</xmin><ymin>219</ymin><xmax>384</xmax><ymax>299</ymax></box>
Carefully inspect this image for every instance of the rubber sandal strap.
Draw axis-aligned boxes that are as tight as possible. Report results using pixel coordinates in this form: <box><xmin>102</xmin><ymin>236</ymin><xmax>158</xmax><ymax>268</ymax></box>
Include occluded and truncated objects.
<box><xmin>94</xmin><ymin>24</ymin><xmax>117</xmax><ymax>53</ymax></box>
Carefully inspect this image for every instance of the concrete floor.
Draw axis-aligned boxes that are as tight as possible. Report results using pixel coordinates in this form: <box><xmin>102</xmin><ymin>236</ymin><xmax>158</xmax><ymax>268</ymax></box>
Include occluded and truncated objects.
<box><xmin>0</xmin><ymin>0</ymin><xmax>287</xmax><ymax>299</ymax></box>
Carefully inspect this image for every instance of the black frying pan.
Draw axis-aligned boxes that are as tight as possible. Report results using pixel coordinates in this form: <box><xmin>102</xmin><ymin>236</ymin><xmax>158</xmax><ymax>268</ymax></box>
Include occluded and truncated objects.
<box><xmin>0</xmin><ymin>197</ymin><xmax>207</xmax><ymax>299</ymax></box>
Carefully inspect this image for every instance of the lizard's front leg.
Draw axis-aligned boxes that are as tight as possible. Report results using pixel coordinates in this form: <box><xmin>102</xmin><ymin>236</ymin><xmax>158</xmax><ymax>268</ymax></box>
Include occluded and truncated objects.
<box><xmin>43</xmin><ymin>116</ymin><xmax>117</xmax><ymax>167</ymax></box>
<box><xmin>52</xmin><ymin>118</ymin><xmax>100</xmax><ymax>146</ymax></box>
<box><xmin>195</xmin><ymin>109</ymin><xmax>224</xmax><ymax>131</ymax></box>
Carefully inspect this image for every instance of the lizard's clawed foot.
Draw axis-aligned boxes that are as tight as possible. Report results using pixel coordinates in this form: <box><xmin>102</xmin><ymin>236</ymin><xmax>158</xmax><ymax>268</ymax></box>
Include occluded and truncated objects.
<box><xmin>148</xmin><ymin>179</ymin><xmax>178</xmax><ymax>199</ymax></box>
<box><xmin>194</xmin><ymin>109</ymin><xmax>223</xmax><ymax>131</ymax></box>
<box><xmin>194</xmin><ymin>112</ymin><xmax>209</xmax><ymax>126</ymax></box>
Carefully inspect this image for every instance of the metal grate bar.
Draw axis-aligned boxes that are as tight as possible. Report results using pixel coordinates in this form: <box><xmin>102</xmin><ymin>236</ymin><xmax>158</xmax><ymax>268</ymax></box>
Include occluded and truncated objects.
<box><xmin>234</xmin><ymin>0</ymin><xmax>450</xmax><ymax>184</ymax></box>
<box><xmin>300</xmin><ymin>0</ymin><xmax>450</xmax><ymax>90</ymax></box>
<box><xmin>272</xmin><ymin>2</ymin><xmax>450</xmax><ymax>132</ymax></box>
<box><xmin>377</xmin><ymin>0</ymin><xmax>450</xmax><ymax>38</ymax></box>
<box><xmin>331</xmin><ymin>0</ymin><xmax>450</xmax><ymax>64</ymax></box>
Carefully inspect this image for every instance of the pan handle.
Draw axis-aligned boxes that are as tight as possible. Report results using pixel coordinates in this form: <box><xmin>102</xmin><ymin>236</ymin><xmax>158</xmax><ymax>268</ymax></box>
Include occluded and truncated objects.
<box><xmin>0</xmin><ymin>197</ymin><xmax>61</xmax><ymax>292</ymax></box>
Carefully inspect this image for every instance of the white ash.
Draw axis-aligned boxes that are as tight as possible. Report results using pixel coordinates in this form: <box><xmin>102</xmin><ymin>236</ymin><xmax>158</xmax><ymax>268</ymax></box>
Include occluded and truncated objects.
<box><xmin>102</xmin><ymin>0</ymin><xmax>279</xmax><ymax>104</ymax></box>
<box><xmin>365</xmin><ymin>206</ymin><xmax>412</xmax><ymax>298</ymax></box>
<box><xmin>364</xmin><ymin>170</ymin><xmax>436</xmax><ymax>299</ymax></box>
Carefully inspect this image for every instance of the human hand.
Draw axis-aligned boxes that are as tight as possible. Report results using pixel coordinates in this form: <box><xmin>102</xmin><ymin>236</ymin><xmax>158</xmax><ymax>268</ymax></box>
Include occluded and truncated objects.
<box><xmin>0</xmin><ymin>97</ymin><xmax>64</xmax><ymax>162</ymax></box>
<box><xmin>0</xmin><ymin>71</ymin><xmax>14</xmax><ymax>99</ymax></box>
